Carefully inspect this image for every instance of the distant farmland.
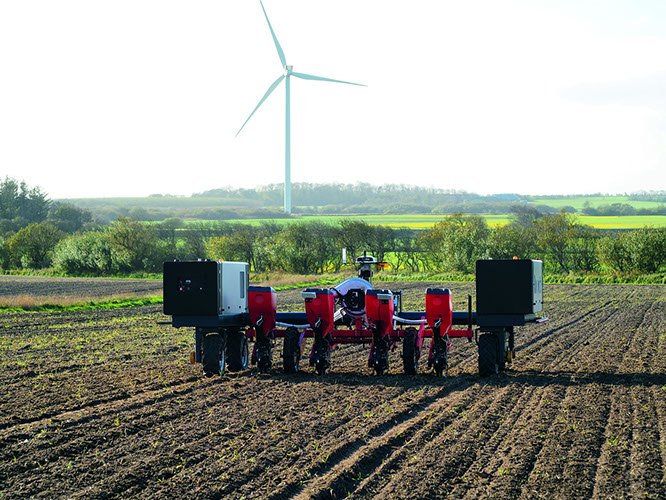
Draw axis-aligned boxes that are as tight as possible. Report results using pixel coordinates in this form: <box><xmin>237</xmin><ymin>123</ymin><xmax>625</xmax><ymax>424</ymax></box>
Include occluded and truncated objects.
<box><xmin>530</xmin><ymin>195</ymin><xmax>666</xmax><ymax>211</ymax></box>
<box><xmin>62</xmin><ymin>194</ymin><xmax>666</xmax><ymax>230</ymax></box>
<box><xmin>220</xmin><ymin>214</ymin><xmax>666</xmax><ymax>230</ymax></box>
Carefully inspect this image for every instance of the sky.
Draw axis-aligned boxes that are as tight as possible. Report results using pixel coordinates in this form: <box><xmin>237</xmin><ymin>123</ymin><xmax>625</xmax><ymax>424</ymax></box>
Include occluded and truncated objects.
<box><xmin>1</xmin><ymin>0</ymin><xmax>665</xmax><ymax>199</ymax></box>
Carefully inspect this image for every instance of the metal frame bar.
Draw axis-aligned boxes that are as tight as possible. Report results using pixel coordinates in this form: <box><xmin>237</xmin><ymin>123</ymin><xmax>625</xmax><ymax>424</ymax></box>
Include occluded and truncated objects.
<box><xmin>245</xmin><ymin>326</ymin><xmax>474</xmax><ymax>344</ymax></box>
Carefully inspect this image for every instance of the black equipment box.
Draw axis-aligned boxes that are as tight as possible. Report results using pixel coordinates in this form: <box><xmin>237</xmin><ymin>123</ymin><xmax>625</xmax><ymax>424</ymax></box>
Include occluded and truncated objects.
<box><xmin>163</xmin><ymin>260</ymin><xmax>220</xmax><ymax>316</ymax></box>
<box><xmin>476</xmin><ymin>259</ymin><xmax>543</xmax><ymax>316</ymax></box>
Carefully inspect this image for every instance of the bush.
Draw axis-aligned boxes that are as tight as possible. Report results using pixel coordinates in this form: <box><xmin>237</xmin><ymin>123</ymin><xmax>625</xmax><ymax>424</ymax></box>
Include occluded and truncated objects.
<box><xmin>625</xmin><ymin>227</ymin><xmax>666</xmax><ymax>273</ymax></box>
<box><xmin>271</xmin><ymin>221</ymin><xmax>339</xmax><ymax>274</ymax></box>
<box><xmin>598</xmin><ymin>228</ymin><xmax>666</xmax><ymax>273</ymax></box>
<box><xmin>597</xmin><ymin>233</ymin><xmax>632</xmax><ymax>272</ymax></box>
<box><xmin>206</xmin><ymin>225</ymin><xmax>259</xmax><ymax>268</ymax></box>
<box><xmin>52</xmin><ymin>231</ymin><xmax>117</xmax><ymax>275</ymax></box>
<box><xmin>487</xmin><ymin>225</ymin><xmax>538</xmax><ymax>259</ymax></box>
<box><xmin>7</xmin><ymin>222</ymin><xmax>64</xmax><ymax>269</ymax></box>
<box><xmin>107</xmin><ymin>217</ymin><xmax>165</xmax><ymax>272</ymax></box>
<box><xmin>417</xmin><ymin>213</ymin><xmax>489</xmax><ymax>273</ymax></box>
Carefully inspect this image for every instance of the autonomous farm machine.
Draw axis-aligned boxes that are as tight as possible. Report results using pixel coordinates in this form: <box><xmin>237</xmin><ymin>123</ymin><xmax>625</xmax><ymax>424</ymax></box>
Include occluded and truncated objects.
<box><xmin>163</xmin><ymin>255</ymin><xmax>547</xmax><ymax>377</ymax></box>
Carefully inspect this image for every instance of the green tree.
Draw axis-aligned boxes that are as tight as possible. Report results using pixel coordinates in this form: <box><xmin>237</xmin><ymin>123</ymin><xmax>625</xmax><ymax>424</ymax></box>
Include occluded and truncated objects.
<box><xmin>182</xmin><ymin>230</ymin><xmax>206</xmax><ymax>260</ymax></box>
<box><xmin>393</xmin><ymin>228</ymin><xmax>424</xmax><ymax>272</ymax></box>
<box><xmin>157</xmin><ymin>217</ymin><xmax>184</xmax><ymax>253</ymax></box>
<box><xmin>366</xmin><ymin>225</ymin><xmax>395</xmax><ymax>263</ymax></box>
<box><xmin>509</xmin><ymin>205</ymin><xmax>543</xmax><ymax>228</ymax></box>
<box><xmin>487</xmin><ymin>224</ymin><xmax>538</xmax><ymax>259</ymax></box>
<box><xmin>52</xmin><ymin>231</ymin><xmax>116</xmax><ymax>275</ymax></box>
<box><xmin>0</xmin><ymin>177</ymin><xmax>20</xmax><ymax>220</ymax></box>
<box><xmin>206</xmin><ymin>225</ymin><xmax>259</xmax><ymax>268</ymax></box>
<box><xmin>0</xmin><ymin>177</ymin><xmax>50</xmax><ymax>226</ymax></box>
<box><xmin>7</xmin><ymin>222</ymin><xmax>64</xmax><ymax>268</ymax></box>
<box><xmin>272</xmin><ymin>221</ymin><xmax>339</xmax><ymax>273</ymax></box>
<box><xmin>625</xmin><ymin>227</ymin><xmax>666</xmax><ymax>273</ymax></box>
<box><xmin>568</xmin><ymin>226</ymin><xmax>600</xmax><ymax>272</ymax></box>
<box><xmin>533</xmin><ymin>211</ymin><xmax>579</xmax><ymax>273</ymax></box>
<box><xmin>48</xmin><ymin>203</ymin><xmax>93</xmax><ymax>233</ymax></box>
<box><xmin>597</xmin><ymin>233</ymin><xmax>632</xmax><ymax>272</ymax></box>
<box><xmin>107</xmin><ymin>217</ymin><xmax>162</xmax><ymax>272</ymax></box>
<box><xmin>0</xmin><ymin>237</ymin><xmax>10</xmax><ymax>269</ymax></box>
<box><xmin>338</xmin><ymin>219</ymin><xmax>373</xmax><ymax>261</ymax></box>
<box><xmin>418</xmin><ymin>213</ymin><xmax>489</xmax><ymax>273</ymax></box>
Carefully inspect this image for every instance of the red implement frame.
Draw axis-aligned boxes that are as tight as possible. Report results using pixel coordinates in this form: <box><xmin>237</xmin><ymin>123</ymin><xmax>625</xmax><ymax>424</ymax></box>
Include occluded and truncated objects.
<box><xmin>244</xmin><ymin>323</ymin><xmax>473</xmax><ymax>343</ymax></box>
<box><xmin>245</xmin><ymin>287</ymin><xmax>473</xmax><ymax>345</ymax></box>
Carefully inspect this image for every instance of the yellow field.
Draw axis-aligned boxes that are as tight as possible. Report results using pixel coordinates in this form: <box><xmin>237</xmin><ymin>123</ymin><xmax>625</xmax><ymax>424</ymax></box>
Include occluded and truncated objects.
<box><xmin>222</xmin><ymin>214</ymin><xmax>666</xmax><ymax>230</ymax></box>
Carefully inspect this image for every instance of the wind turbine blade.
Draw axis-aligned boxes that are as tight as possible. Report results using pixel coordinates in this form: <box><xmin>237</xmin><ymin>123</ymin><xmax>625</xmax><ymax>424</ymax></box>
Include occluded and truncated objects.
<box><xmin>259</xmin><ymin>0</ymin><xmax>287</xmax><ymax>68</ymax></box>
<box><xmin>291</xmin><ymin>71</ymin><xmax>366</xmax><ymax>87</ymax></box>
<box><xmin>236</xmin><ymin>74</ymin><xmax>285</xmax><ymax>137</ymax></box>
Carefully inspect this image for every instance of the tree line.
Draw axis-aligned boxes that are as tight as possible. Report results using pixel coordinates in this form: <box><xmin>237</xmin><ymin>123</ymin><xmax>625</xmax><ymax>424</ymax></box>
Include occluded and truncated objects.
<box><xmin>581</xmin><ymin>202</ymin><xmax>666</xmax><ymax>216</ymax></box>
<box><xmin>2</xmin><ymin>178</ymin><xmax>665</xmax><ymax>277</ymax></box>
<box><xmin>3</xmin><ymin>213</ymin><xmax>665</xmax><ymax>277</ymax></box>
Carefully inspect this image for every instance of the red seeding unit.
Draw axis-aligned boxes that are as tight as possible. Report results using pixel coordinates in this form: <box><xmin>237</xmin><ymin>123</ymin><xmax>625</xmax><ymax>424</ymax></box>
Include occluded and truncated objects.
<box><xmin>162</xmin><ymin>254</ymin><xmax>547</xmax><ymax>377</ymax></box>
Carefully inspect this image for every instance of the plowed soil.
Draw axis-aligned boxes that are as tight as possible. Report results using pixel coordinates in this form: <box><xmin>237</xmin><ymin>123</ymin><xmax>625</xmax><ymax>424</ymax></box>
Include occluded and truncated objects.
<box><xmin>0</xmin><ymin>276</ymin><xmax>162</xmax><ymax>300</ymax></box>
<box><xmin>1</xmin><ymin>279</ymin><xmax>665</xmax><ymax>499</ymax></box>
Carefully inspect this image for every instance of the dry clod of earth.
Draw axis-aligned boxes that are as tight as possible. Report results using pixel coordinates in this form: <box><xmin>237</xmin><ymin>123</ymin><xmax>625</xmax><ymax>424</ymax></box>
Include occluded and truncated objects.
<box><xmin>1</xmin><ymin>277</ymin><xmax>665</xmax><ymax>499</ymax></box>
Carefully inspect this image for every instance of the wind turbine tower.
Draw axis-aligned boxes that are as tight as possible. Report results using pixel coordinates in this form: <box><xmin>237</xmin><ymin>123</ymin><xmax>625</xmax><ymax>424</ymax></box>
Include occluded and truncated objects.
<box><xmin>236</xmin><ymin>0</ymin><xmax>366</xmax><ymax>214</ymax></box>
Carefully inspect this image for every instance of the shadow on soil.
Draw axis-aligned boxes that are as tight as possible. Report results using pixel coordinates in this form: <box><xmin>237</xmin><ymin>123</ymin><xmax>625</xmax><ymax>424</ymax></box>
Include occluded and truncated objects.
<box><xmin>228</xmin><ymin>368</ymin><xmax>666</xmax><ymax>391</ymax></box>
<box><xmin>482</xmin><ymin>369</ymin><xmax>666</xmax><ymax>389</ymax></box>
<box><xmin>239</xmin><ymin>370</ymin><xmax>481</xmax><ymax>390</ymax></box>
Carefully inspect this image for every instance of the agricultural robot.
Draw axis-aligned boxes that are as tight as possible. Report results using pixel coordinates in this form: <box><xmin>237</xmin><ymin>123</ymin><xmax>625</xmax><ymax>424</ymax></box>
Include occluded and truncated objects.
<box><xmin>162</xmin><ymin>255</ymin><xmax>547</xmax><ymax>377</ymax></box>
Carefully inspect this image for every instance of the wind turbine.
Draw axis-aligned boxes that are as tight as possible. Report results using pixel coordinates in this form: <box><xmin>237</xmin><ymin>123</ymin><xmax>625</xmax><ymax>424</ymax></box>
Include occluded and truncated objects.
<box><xmin>236</xmin><ymin>0</ymin><xmax>366</xmax><ymax>214</ymax></box>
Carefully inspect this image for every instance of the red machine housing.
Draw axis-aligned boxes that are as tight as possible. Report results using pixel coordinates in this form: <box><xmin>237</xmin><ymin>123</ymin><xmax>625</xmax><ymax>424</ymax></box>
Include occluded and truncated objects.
<box><xmin>425</xmin><ymin>288</ymin><xmax>453</xmax><ymax>334</ymax></box>
<box><xmin>303</xmin><ymin>288</ymin><xmax>336</xmax><ymax>335</ymax></box>
<box><xmin>365</xmin><ymin>289</ymin><xmax>395</xmax><ymax>337</ymax></box>
<box><xmin>248</xmin><ymin>286</ymin><xmax>277</xmax><ymax>334</ymax></box>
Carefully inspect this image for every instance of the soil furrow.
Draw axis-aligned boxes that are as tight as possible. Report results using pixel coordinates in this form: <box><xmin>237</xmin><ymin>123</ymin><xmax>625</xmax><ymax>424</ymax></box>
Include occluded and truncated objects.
<box><xmin>460</xmin><ymin>383</ymin><xmax>568</xmax><ymax>499</ymax></box>
<box><xmin>590</xmin><ymin>385</ymin><xmax>633</xmax><ymax>499</ymax></box>
<box><xmin>653</xmin><ymin>385</ymin><xmax>666</xmax><ymax>494</ymax></box>
<box><xmin>369</xmin><ymin>383</ymin><xmax>521</xmax><ymax>498</ymax></box>
<box><xmin>293</xmin><ymin>381</ymin><xmax>488</xmax><ymax>499</ymax></box>
<box><xmin>264</xmin><ymin>379</ymin><xmax>483</xmax><ymax>500</ymax></box>
<box><xmin>523</xmin><ymin>382</ymin><xmax>613</xmax><ymax>498</ymax></box>
<box><xmin>628</xmin><ymin>388</ymin><xmax>666</xmax><ymax>499</ymax></box>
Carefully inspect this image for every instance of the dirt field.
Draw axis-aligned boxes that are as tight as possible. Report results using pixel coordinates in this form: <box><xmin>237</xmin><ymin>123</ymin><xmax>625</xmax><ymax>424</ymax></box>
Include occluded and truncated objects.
<box><xmin>0</xmin><ymin>276</ymin><xmax>162</xmax><ymax>301</ymax></box>
<box><xmin>1</xmin><ymin>278</ymin><xmax>665</xmax><ymax>499</ymax></box>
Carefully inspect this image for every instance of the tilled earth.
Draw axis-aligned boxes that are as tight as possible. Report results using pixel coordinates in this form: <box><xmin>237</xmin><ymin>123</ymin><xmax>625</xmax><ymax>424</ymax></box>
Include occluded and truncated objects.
<box><xmin>0</xmin><ymin>276</ymin><xmax>162</xmax><ymax>300</ymax></box>
<box><xmin>1</xmin><ymin>279</ymin><xmax>665</xmax><ymax>499</ymax></box>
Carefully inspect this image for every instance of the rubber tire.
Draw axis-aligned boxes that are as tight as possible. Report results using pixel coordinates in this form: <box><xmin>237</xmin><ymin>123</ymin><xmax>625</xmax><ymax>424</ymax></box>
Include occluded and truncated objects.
<box><xmin>402</xmin><ymin>327</ymin><xmax>418</xmax><ymax>375</ymax></box>
<box><xmin>373</xmin><ymin>345</ymin><xmax>389</xmax><ymax>375</ymax></box>
<box><xmin>434</xmin><ymin>360</ymin><xmax>446</xmax><ymax>378</ymax></box>
<box><xmin>374</xmin><ymin>360</ymin><xmax>388</xmax><ymax>376</ymax></box>
<box><xmin>257</xmin><ymin>347</ymin><xmax>272</xmax><ymax>373</ymax></box>
<box><xmin>283</xmin><ymin>327</ymin><xmax>300</xmax><ymax>374</ymax></box>
<box><xmin>315</xmin><ymin>359</ymin><xmax>328</xmax><ymax>376</ymax></box>
<box><xmin>478</xmin><ymin>333</ymin><xmax>499</xmax><ymax>376</ymax></box>
<box><xmin>202</xmin><ymin>332</ymin><xmax>226</xmax><ymax>376</ymax></box>
<box><xmin>227</xmin><ymin>331</ymin><xmax>249</xmax><ymax>372</ymax></box>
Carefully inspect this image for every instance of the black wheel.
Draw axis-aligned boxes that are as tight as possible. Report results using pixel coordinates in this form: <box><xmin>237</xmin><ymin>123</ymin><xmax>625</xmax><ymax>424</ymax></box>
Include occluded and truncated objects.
<box><xmin>433</xmin><ymin>358</ymin><xmax>447</xmax><ymax>377</ymax></box>
<box><xmin>373</xmin><ymin>347</ymin><xmax>389</xmax><ymax>375</ymax></box>
<box><xmin>402</xmin><ymin>327</ymin><xmax>418</xmax><ymax>375</ymax></box>
<box><xmin>432</xmin><ymin>335</ymin><xmax>449</xmax><ymax>377</ymax></box>
<box><xmin>374</xmin><ymin>359</ymin><xmax>388</xmax><ymax>376</ymax></box>
<box><xmin>315</xmin><ymin>358</ymin><xmax>329</xmax><ymax>375</ymax></box>
<box><xmin>282</xmin><ymin>327</ymin><xmax>300</xmax><ymax>374</ymax></box>
<box><xmin>256</xmin><ymin>335</ymin><xmax>272</xmax><ymax>374</ymax></box>
<box><xmin>478</xmin><ymin>333</ymin><xmax>499</xmax><ymax>376</ymax></box>
<box><xmin>202</xmin><ymin>331</ymin><xmax>226</xmax><ymax>376</ymax></box>
<box><xmin>497</xmin><ymin>329</ymin><xmax>507</xmax><ymax>371</ymax></box>
<box><xmin>227</xmin><ymin>330</ymin><xmax>249</xmax><ymax>372</ymax></box>
<box><xmin>257</xmin><ymin>348</ymin><xmax>272</xmax><ymax>373</ymax></box>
